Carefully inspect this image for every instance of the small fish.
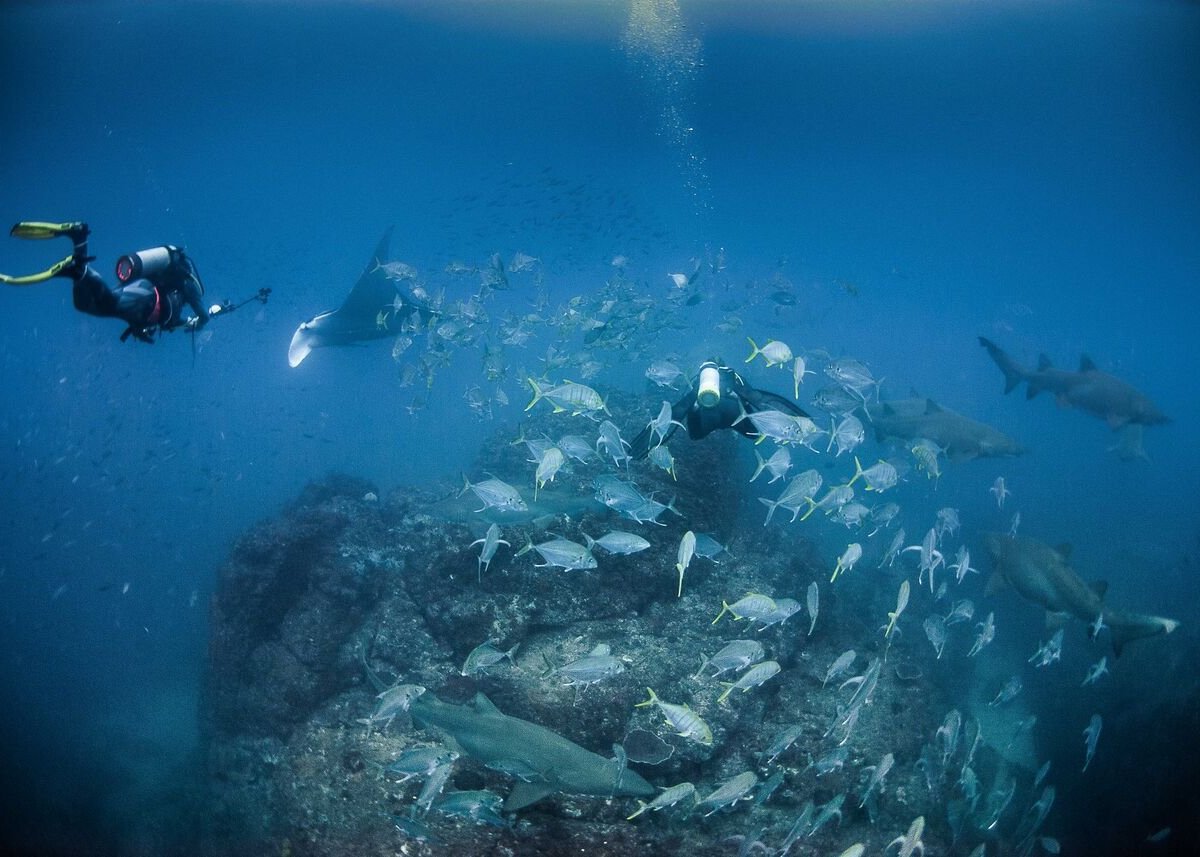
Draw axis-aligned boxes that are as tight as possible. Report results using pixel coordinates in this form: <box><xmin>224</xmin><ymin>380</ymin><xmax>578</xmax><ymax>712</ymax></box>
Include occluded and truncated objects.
<box><xmin>675</xmin><ymin>530</ymin><xmax>696</xmax><ymax>597</ymax></box>
<box><xmin>882</xmin><ymin>580</ymin><xmax>910</xmax><ymax>641</ymax></box>
<box><xmin>831</xmin><ymin>502</ymin><xmax>870</xmax><ymax>529</ymax></box>
<box><xmin>713</xmin><ymin>592</ymin><xmax>779</xmax><ymax>626</ymax></box>
<box><xmin>717</xmin><ymin>660</ymin><xmax>781</xmax><ymax>703</ymax></box>
<box><xmin>826</xmin><ymin>357</ymin><xmax>883</xmax><ymax>402</ymax></box>
<box><xmin>745</xmin><ymin>337</ymin><xmax>793</xmax><ymax>367</ymax></box>
<box><xmin>1081</xmin><ymin>656</ymin><xmax>1109</xmax><ymax>686</ymax></box>
<box><xmin>596</xmin><ymin>420</ymin><xmax>631</xmax><ymax>468</ymax></box>
<box><xmin>811</xmin><ymin>744</ymin><xmax>850</xmax><ymax>776</ymax></box>
<box><xmin>647</xmin><ymin>400</ymin><xmax>685</xmax><ymax>447</ymax></box>
<box><xmin>586</xmin><ymin>530</ymin><xmax>650</xmax><ymax>556</ymax></box>
<box><xmin>436</xmin><ymin>789</ymin><xmax>507</xmax><ymax>827</ymax></box>
<box><xmin>648</xmin><ymin>443</ymin><xmax>677</xmax><ymax>479</ymax></box>
<box><xmin>827</xmin><ymin>415</ymin><xmax>866</xmax><ymax>457</ymax></box>
<box><xmin>461</xmin><ymin>474</ymin><xmax>528</xmax><ymax>513</ymax></box>
<box><xmin>989</xmin><ymin>675</ymin><xmax>1023</xmax><ymax>707</ymax></box>
<box><xmin>923</xmin><ymin>616</ymin><xmax>947</xmax><ymax>659</ymax></box>
<box><xmin>416</xmin><ymin>761</ymin><xmax>454</xmax><ymax>813</ymax></box>
<box><xmin>552</xmin><ymin>650</ymin><xmax>625</xmax><ymax>689</ymax></box>
<box><xmin>533</xmin><ymin>446</ymin><xmax>565</xmax><ymax>498</ymax></box>
<box><xmin>626</xmin><ymin>782</ymin><xmax>696</xmax><ymax>820</ymax></box>
<box><xmin>362</xmin><ymin>684</ymin><xmax>427</xmax><ymax>732</ymax></box>
<box><xmin>693</xmin><ymin>532</ymin><xmax>730</xmax><ymax>563</ymax></box>
<box><xmin>1028</xmin><ymin>629</ymin><xmax>1065</xmax><ymax>668</ymax></box>
<box><xmin>806</xmin><ymin>581</ymin><xmax>819</xmax><ymax>635</ymax></box>
<box><xmin>386</xmin><ymin>747</ymin><xmax>459</xmax><ymax>783</ymax></box>
<box><xmin>822</xmin><ymin>649</ymin><xmax>857</xmax><ymax>687</ymax></box>
<box><xmin>697</xmin><ymin>770</ymin><xmax>758</xmax><ymax>816</ymax></box>
<box><xmin>885</xmin><ymin>816</ymin><xmax>926</xmax><ymax>857</ymax></box>
<box><xmin>808</xmin><ymin>792</ymin><xmax>846</xmax><ymax>836</ymax></box>
<box><xmin>469</xmin><ymin>523</ymin><xmax>509</xmax><ymax>580</ymax></box>
<box><xmin>757</xmin><ymin>598</ymin><xmax>803</xmax><ymax>630</ymax></box>
<box><xmin>831</xmin><ymin>543</ymin><xmax>863</xmax><ymax>583</ymax></box>
<box><xmin>935</xmin><ymin>507</ymin><xmax>961</xmax><ymax>541</ymax></box>
<box><xmin>911</xmin><ymin>438</ymin><xmax>944</xmax><ymax>482</ymax></box>
<box><xmin>879</xmin><ymin>528</ymin><xmax>906</xmax><ymax>568</ymax></box>
<box><xmin>558</xmin><ymin>434</ymin><xmax>601</xmax><ymax>464</ymax></box>
<box><xmin>1082</xmin><ymin>713</ymin><xmax>1102</xmax><ymax>771</ymax></box>
<box><xmin>525</xmin><ymin>377</ymin><xmax>608</xmax><ymax>416</ymax></box>
<box><xmin>849</xmin><ymin>456</ymin><xmax>898</xmax><ymax>492</ymax></box>
<box><xmin>763</xmin><ymin>723</ymin><xmax>805</xmax><ymax>764</ymax></box>
<box><xmin>1009</xmin><ymin>510</ymin><xmax>1022</xmax><ymax>538</ymax></box>
<box><xmin>936</xmin><ymin>709</ymin><xmax>961</xmax><ymax>768</ymax></box>
<box><xmin>944</xmin><ymin>598</ymin><xmax>975</xmax><ymax>626</ymax></box>
<box><xmin>950</xmin><ymin>546</ymin><xmax>977</xmax><ymax>583</ymax></box>
<box><xmin>645</xmin><ymin>360</ymin><xmax>686</xmax><ymax>389</ymax></box>
<box><xmin>858</xmin><ymin>752</ymin><xmax>895</xmax><ymax>808</ymax></box>
<box><xmin>990</xmin><ymin>476</ymin><xmax>1011</xmax><ymax>509</ymax></box>
<box><xmin>792</xmin><ymin>355</ymin><xmax>814</xmax><ymax>398</ymax></box>
<box><xmin>698</xmin><ymin>639</ymin><xmax>765</xmax><ymax>678</ymax></box>
<box><xmin>461</xmin><ymin>641</ymin><xmax>519</xmax><ymax>677</ymax></box>
<box><xmin>968</xmin><ymin>612</ymin><xmax>996</xmax><ymax>657</ymax></box>
<box><xmin>750</xmin><ymin>447</ymin><xmax>792</xmax><ymax>484</ymax></box>
<box><xmin>635</xmin><ymin>688</ymin><xmax>713</xmax><ymax>746</ymax></box>
<box><xmin>760</xmin><ymin>469</ymin><xmax>823</xmax><ymax>525</ymax></box>
<box><xmin>521</xmin><ymin>537</ymin><xmax>597</xmax><ymax>571</ymax></box>
<box><xmin>868</xmin><ymin>501</ymin><xmax>901</xmax><ymax>535</ymax></box>
<box><xmin>903</xmin><ymin>528</ymin><xmax>945</xmax><ymax>592</ymax></box>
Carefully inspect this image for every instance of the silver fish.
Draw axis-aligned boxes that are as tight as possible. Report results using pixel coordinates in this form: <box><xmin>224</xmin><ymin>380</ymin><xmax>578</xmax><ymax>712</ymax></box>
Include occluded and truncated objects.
<box><xmin>698</xmin><ymin>770</ymin><xmax>758</xmax><ymax>816</ymax></box>
<box><xmin>462</xmin><ymin>474</ymin><xmax>528</xmax><ymax>513</ymax></box>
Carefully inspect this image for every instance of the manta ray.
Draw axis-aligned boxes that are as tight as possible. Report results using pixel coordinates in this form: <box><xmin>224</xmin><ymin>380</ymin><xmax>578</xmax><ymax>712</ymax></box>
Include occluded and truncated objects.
<box><xmin>288</xmin><ymin>228</ymin><xmax>436</xmax><ymax>367</ymax></box>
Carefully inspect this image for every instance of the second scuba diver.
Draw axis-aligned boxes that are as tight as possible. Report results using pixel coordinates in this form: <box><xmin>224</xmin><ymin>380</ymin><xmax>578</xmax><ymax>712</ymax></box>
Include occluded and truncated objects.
<box><xmin>629</xmin><ymin>360</ymin><xmax>812</xmax><ymax>459</ymax></box>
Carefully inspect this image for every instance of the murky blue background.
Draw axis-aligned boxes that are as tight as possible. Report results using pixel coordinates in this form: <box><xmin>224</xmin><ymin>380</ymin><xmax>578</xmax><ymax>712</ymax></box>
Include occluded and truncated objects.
<box><xmin>2</xmin><ymin>1</ymin><xmax>1197</xmax><ymax>851</ymax></box>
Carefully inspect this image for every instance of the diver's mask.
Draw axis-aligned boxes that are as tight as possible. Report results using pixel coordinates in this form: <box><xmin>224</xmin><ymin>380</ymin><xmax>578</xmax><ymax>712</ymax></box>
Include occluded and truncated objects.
<box><xmin>115</xmin><ymin>245</ymin><xmax>181</xmax><ymax>283</ymax></box>
<box><xmin>697</xmin><ymin>363</ymin><xmax>722</xmax><ymax>408</ymax></box>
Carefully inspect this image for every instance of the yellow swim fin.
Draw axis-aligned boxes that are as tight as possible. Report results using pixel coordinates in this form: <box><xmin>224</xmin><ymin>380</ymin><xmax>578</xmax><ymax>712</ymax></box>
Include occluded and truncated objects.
<box><xmin>10</xmin><ymin>221</ymin><xmax>88</xmax><ymax>241</ymax></box>
<box><xmin>0</xmin><ymin>254</ymin><xmax>77</xmax><ymax>285</ymax></box>
<box><xmin>2</xmin><ymin>220</ymin><xmax>88</xmax><ymax>285</ymax></box>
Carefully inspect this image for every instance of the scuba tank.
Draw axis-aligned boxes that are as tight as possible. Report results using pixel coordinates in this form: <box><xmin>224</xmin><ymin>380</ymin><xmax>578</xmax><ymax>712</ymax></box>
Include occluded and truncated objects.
<box><xmin>115</xmin><ymin>245</ymin><xmax>191</xmax><ymax>286</ymax></box>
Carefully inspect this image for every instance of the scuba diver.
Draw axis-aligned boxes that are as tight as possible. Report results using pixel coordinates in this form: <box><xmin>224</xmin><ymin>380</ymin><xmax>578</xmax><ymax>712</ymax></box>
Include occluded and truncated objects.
<box><xmin>1</xmin><ymin>221</ymin><xmax>214</xmax><ymax>343</ymax></box>
<box><xmin>629</xmin><ymin>359</ymin><xmax>812</xmax><ymax>459</ymax></box>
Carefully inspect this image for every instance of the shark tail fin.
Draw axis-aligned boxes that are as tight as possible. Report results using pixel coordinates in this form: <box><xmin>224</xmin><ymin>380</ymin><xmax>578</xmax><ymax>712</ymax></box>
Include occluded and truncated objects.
<box><xmin>1109</xmin><ymin>614</ymin><xmax>1180</xmax><ymax>658</ymax></box>
<box><xmin>978</xmin><ymin>337</ymin><xmax>1027</xmax><ymax>394</ymax></box>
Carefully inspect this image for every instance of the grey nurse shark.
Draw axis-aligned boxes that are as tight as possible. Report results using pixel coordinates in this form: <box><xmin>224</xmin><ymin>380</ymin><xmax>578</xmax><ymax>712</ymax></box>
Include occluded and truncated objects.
<box><xmin>982</xmin><ymin>532</ymin><xmax>1179</xmax><ymax>657</ymax></box>
<box><xmin>409</xmin><ymin>691</ymin><xmax>655</xmax><ymax>811</ymax></box>
<box><xmin>979</xmin><ymin>337</ymin><xmax>1169</xmax><ymax>429</ymax></box>
<box><xmin>865</xmin><ymin>397</ymin><xmax>1026</xmax><ymax>462</ymax></box>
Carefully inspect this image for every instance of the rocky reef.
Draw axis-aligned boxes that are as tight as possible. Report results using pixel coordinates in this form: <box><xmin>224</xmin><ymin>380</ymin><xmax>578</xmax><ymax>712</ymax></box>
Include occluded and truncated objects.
<box><xmin>199</xmin><ymin>405</ymin><xmax>1000</xmax><ymax>856</ymax></box>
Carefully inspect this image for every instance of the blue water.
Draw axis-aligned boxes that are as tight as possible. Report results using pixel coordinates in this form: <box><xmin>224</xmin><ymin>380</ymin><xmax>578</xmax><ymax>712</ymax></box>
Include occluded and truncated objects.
<box><xmin>2</xmin><ymin>1</ymin><xmax>1198</xmax><ymax>853</ymax></box>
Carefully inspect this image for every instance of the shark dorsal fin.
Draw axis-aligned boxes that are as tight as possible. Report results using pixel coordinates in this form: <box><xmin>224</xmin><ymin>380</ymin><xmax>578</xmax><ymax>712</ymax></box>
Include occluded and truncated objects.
<box><xmin>1079</xmin><ymin>354</ymin><xmax>1098</xmax><ymax>372</ymax></box>
<box><xmin>1089</xmin><ymin>579</ymin><xmax>1108</xmax><ymax>600</ymax></box>
<box><xmin>471</xmin><ymin>692</ymin><xmax>501</xmax><ymax>714</ymax></box>
<box><xmin>881</xmin><ymin>402</ymin><xmax>896</xmax><ymax>417</ymax></box>
<box><xmin>1055</xmin><ymin>542</ymin><xmax>1073</xmax><ymax>560</ymax></box>
<box><xmin>504</xmin><ymin>781</ymin><xmax>556</xmax><ymax>812</ymax></box>
<box><xmin>924</xmin><ymin>399</ymin><xmax>943</xmax><ymax>414</ymax></box>
<box><xmin>1038</xmin><ymin>354</ymin><xmax>1053</xmax><ymax>371</ymax></box>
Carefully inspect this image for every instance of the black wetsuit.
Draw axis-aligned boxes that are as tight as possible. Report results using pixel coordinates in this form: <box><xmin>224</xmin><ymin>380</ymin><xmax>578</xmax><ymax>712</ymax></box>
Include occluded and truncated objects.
<box><xmin>70</xmin><ymin>242</ymin><xmax>208</xmax><ymax>342</ymax></box>
<box><xmin>630</xmin><ymin>364</ymin><xmax>812</xmax><ymax>459</ymax></box>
